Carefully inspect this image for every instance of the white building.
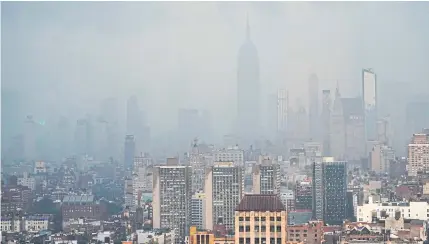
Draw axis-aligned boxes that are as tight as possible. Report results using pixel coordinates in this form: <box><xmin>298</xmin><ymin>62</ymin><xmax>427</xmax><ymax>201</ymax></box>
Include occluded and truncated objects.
<box><xmin>17</xmin><ymin>172</ymin><xmax>36</xmax><ymax>191</ymax></box>
<box><xmin>190</xmin><ymin>192</ymin><xmax>206</xmax><ymax>230</ymax></box>
<box><xmin>0</xmin><ymin>218</ymin><xmax>21</xmax><ymax>233</ymax></box>
<box><xmin>136</xmin><ymin>229</ymin><xmax>175</xmax><ymax>244</ymax></box>
<box><xmin>356</xmin><ymin>200</ymin><xmax>429</xmax><ymax>222</ymax></box>
<box><xmin>24</xmin><ymin>216</ymin><xmax>49</xmax><ymax>233</ymax></box>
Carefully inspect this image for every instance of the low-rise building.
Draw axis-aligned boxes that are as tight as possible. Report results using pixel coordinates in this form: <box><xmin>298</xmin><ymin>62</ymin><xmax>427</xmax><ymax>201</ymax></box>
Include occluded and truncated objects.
<box><xmin>136</xmin><ymin>229</ymin><xmax>175</xmax><ymax>244</ymax></box>
<box><xmin>356</xmin><ymin>201</ymin><xmax>429</xmax><ymax>222</ymax></box>
<box><xmin>286</xmin><ymin>220</ymin><xmax>323</xmax><ymax>244</ymax></box>
<box><xmin>24</xmin><ymin>215</ymin><xmax>50</xmax><ymax>233</ymax></box>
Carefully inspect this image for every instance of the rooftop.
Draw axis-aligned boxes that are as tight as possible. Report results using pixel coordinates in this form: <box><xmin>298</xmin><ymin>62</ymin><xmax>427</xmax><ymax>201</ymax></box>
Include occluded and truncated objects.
<box><xmin>236</xmin><ymin>194</ymin><xmax>285</xmax><ymax>212</ymax></box>
<box><xmin>63</xmin><ymin>195</ymin><xmax>94</xmax><ymax>204</ymax></box>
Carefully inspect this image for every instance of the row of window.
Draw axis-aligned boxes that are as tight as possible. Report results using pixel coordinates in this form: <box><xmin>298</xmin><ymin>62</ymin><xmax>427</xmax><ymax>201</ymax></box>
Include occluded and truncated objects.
<box><xmin>239</xmin><ymin>226</ymin><xmax>282</xmax><ymax>232</ymax></box>
<box><xmin>238</xmin><ymin>238</ymin><xmax>281</xmax><ymax>244</ymax></box>
<box><xmin>239</xmin><ymin>217</ymin><xmax>282</xmax><ymax>222</ymax></box>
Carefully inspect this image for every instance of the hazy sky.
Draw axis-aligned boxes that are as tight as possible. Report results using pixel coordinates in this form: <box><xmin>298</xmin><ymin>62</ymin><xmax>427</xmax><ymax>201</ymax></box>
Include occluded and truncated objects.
<box><xmin>2</xmin><ymin>1</ymin><xmax>429</xmax><ymax>137</ymax></box>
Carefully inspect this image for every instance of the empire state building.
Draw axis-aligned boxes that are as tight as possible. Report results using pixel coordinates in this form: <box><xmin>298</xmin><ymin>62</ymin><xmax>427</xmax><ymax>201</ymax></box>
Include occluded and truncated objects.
<box><xmin>236</xmin><ymin>17</ymin><xmax>260</xmax><ymax>145</ymax></box>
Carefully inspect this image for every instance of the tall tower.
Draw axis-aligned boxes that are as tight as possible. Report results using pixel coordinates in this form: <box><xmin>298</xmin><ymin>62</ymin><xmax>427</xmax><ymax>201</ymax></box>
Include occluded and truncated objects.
<box><xmin>152</xmin><ymin>165</ymin><xmax>192</xmax><ymax>244</ymax></box>
<box><xmin>321</xmin><ymin>90</ymin><xmax>332</xmax><ymax>156</ymax></box>
<box><xmin>204</xmin><ymin>162</ymin><xmax>243</xmax><ymax>231</ymax></box>
<box><xmin>308</xmin><ymin>74</ymin><xmax>319</xmax><ymax>140</ymax></box>
<box><xmin>362</xmin><ymin>69</ymin><xmax>377</xmax><ymax>141</ymax></box>
<box><xmin>237</xmin><ymin>15</ymin><xmax>260</xmax><ymax>145</ymax></box>
<box><xmin>124</xmin><ymin>135</ymin><xmax>135</xmax><ymax>170</ymax></box>
<box><xmin>330</xmin><ymin>83</ymin><xmax>346</xmax><ymax>160</ymax></box>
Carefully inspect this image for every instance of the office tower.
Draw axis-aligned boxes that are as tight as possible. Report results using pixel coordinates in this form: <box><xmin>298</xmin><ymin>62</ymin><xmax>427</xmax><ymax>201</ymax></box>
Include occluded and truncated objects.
<box><xmin>370</xmin><ymin>143</ymin><xmax>395</xmax><ymax>174</ymax></box>
<box><xmin>295</xmin><ymin>180</ymin><xmax>313</xmax><ymax>211</ymax></box>
<box><xmin>252</xmin><ymin>162</ymin><xmax>280</xmax><ymax>195</ymax></box>
<box><xmin>235</xmin><ymin>194</ymin><xmax>287</xmax><ymax>244</ymax></box>
<box><xmin>376</xmin><ymin>116</ymin><xmax>392</xmax><ymax>146</ymax></box>
<box><xmin>312</xmin><ymin>160</ymin><xmax>324</xmax><ymax>220</ymax></box>
<box><xmin>191</xmin><ymin>192</ymin><xmax>206</xmax><ymax>230</ymax></box>
<box><xmin>323</xmin><ymin>160</ymin><xmax>347</xmax><ymax>225</ymax></box>
<box><xmin>93</xmin><ymin>116</ymin><xmax>109</xmax><ymax>161</ymax></box>
<box><xmin>330</xmin><ymin>84</ymin><xmax>346</xmax><ymax>160</ymax></box>
<box><xmin>124</xmin><ymin>135</ymin><xmax>135</xmax><ymax>170</ymax></box>
<box><xmin>153</xmin><ymin>165</ymin><xmax>192</xmax><ymax>243</ymax></box>
<box><xmin>266</xmin><ymin>93</ymin><xmax>278</xmax><ymax>141</ymax></box>
<box><xmin>321</xmin><ymin>90</ymin><xmax>331</xmax><ymax>156</ymax></box>
<box><xmin>308</xmin><ymin>74</ymin><xmax>319</xmax><ymax>140</ymax></box>
<box><xmin>362</xmin><ymin>69</ymin><xmax>378</xmax><ymax>141</ymax></box>
<box><xmin>237</xmin><ymin>16</ymin><xmax>260</xmax><ymax>146</ymax></box>
<box><xmin>204</xmin><ymin>162</ymin><xmax>243</xmax><ymax>231</ymax></box>
<box><xmin>304</xmin><ymin>141</ymin><xmax>322</xmax><ymax>165</ymax></box>
<box><xmin>342</xmin><ymin>97</ymin><xmax>366</xmax><ymax>161</ymax></box>
<box><xmin>407</xmin><ymin>132</ymin><xmax>429</xmax><ymax>177</ymax></box>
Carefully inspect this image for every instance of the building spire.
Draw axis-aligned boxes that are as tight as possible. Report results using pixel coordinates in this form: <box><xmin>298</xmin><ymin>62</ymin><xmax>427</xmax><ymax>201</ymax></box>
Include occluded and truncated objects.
<box><xmin>246</xmin><ymin>12</ymin><xmax>250</xmax><ymax>40</ymax></box>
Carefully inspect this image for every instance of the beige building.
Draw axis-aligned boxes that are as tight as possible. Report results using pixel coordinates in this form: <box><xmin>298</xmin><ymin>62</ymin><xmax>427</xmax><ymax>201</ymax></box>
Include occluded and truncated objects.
<box><xmin>370</xmin><ymin>143</ymin><xmax>395</xmax><ymax>174</ymax></box>
<box><xmin>252</xmin><ymin>162</ymin><xmax>280</xmax><ymax>195</ymax></box>
<box><xmin>204</xmin><ymin>162</ymin><xmax>243</xmax><ymax>231</ymax></box>
<box><xmin>235</xmin><ymin>194</ymin><xmax>287</xmax><ymax>244</ymax></box>
<box><xmin>408</xmin><ymin>133</ymin><xmax>429</xmax><ymax>176</ymax></box>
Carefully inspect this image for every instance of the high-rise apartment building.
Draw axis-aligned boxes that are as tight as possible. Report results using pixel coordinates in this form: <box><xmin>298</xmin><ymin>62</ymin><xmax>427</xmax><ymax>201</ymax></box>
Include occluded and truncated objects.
<box><xmin>153</xmin><ymin>165</ymin><xmax>192</xmax><ymax>243</ymax></box>
<box><xmin>407</xmin><ymin>132</ymin><xmax>429</xmax><ymax>177</ymax></box>
<box><xmin>191</xmin><ymin>192</ymin><xmax>206</xmax><ymax>230</ymax></box>
<box><xmin>323</xmin><ymin>160</ymin><xmax>347</xmax><ymax>225</ymax></box>
<box><xmin>312</xmin><ymin>158</ymin><xmax>347</xmax><ymax>224</ymax></box>
<box><xmin>204</xmin><ymin>162</ymin><xmax>243</xmax><ymax>231</ymax></box>
<box><xmin>252</xmin><ymin>162</ymin><xmax>280</xmax><ymax>195</ymax></box>
<box><xmin>235</xmin><ymin>194</ymin><xmax>287</xmax><ymax>244</ymax></box>
<box><xmin>295</xmin><ymin>180</ymin><xmax>313</xmax><ymax>211</ymax></box>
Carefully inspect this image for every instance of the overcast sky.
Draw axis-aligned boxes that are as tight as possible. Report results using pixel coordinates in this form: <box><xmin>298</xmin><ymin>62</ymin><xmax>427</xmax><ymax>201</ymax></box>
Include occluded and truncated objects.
<box><xmin>2</xmin><ymin>1</ymin><xmax>429</xmax><ymax>137</ymax></box>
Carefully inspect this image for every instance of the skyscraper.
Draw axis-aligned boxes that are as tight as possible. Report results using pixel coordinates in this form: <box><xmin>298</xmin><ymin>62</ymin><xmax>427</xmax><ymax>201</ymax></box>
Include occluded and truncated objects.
<box><xmin>308</xmin><ymin>74</ymin><xmax>319</xmax><ymax>140</ymax></box>
<box><xmin>204</xmin><ymin>162</ymin><xmax>243</xmax><ymax>231</ymax></box>
<box><xmin>330</xmin><ymin>84</ymin><xmax>346</xmax><ymax>160</ymax></box>
<box><xmin>323</xmin><ymin>160</ymin><xmax>347</xmax><ymax>225</ymax></box>
<box><xmin>407</xmin><ymin>132</ymin><xmax>429</xmax><ymax>177</ymax></box>
<box><xmin>321</xmin><ymin>90</ymin><xmax>331</xmax><ymax>156</ymax></box>
<box><xmin>252</xmin><ymin>162</ymin><xmax>280</xmax><ymax>195</ymax></box>
<box><xmin>362</xmin><ymin>69</ymin><xmax>377</xmax><ymax>141</ymax></box>
<box><xmin>312</xmin><ymin>158</ymin><xmax>347</xmax><ymax>224</ymax></box>
<box><xmin>127</xmin><ymin>96</ymin><xmax>149</xmax><ymax>154</ymax></box>
<box><xmin>124</xmin><ymin>135</ymin><xmax>135</xmax><ymax>170</ymax></box>
<box><xmin>152</xmin><ymin>165</ymin><xmax>192</xmax><ymax>243</ymax></box>
<box><xmin>237</xmin><ymin>16</ymin><xmax>260</xmax><ymax>145</ymax></box>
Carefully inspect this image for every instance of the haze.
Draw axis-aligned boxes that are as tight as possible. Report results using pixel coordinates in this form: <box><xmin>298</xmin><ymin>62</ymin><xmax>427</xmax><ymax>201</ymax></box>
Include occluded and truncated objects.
<box><xmin>2</xmin><ymin>1</ymin><xmax>429</xmax><ymax>158</ymax></box>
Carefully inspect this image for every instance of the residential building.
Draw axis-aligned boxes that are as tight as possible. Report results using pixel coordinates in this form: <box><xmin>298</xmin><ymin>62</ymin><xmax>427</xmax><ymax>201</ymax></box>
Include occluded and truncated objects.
<box><xmin>191</xmin><ymin>192</ymin><xmax>206</xmax><ymax>230</ymax></box>
<box><xmin>407</xmin><ymin>132</ymin><xmax>429</xmax><ymax>176</ymax></box>
<box><xmin>323</xmin><ymin>160</ymin><xmax>347</xmax><ymax>225</ymax></box>
<box><xmin>295</xmin><ymin>180</ymin><xmax>312</xmax><ymax>211</ymax></box>
<box><xmin>17</xmin><ymin>172</ymin><xmax>36</xmax><ymax>191</ymax></box>
<box><xmin>370</xmin><ymin>143</ymin><xmax>395</xmax><ymax>174</ymax></box>
<box><xmin>234</xmin><ymin>194</ymin><xmax>287</xmax><ymax>244</ymax></box>
<box><xmin>252</xmin><ymin>162</ymin><xmax>280</xmax><ymax>195</ymax></box>
<box><xmin>152</xmin><ymin>165</ymin><xmax>192</xmax><ymax>243</ymax></box>
<box><xmin>204</xmin><ymin>162</ymin><xmax>243</xmax><ymax>231</ymax></box>
<box><xmin>213</xmin><ymin>147</ymin><xmax>244</xmax><ymax>166</ymax></box>
<box><xmin>61</xmin><ymin>195</ymin><xmax>103</xmax><ymax>222</ymax></box>
<box><xmin>287</xmin><ymin>220</ymin><xmax>323</xmax><ymax>244</ymax></box>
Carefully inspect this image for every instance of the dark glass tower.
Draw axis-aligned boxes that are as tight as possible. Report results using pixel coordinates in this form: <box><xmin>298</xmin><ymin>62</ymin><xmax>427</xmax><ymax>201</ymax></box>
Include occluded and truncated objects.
<box><xmin>323</xmin><ymin>161</ymin><xmax>347</xmax><ymax>225</ymax></box>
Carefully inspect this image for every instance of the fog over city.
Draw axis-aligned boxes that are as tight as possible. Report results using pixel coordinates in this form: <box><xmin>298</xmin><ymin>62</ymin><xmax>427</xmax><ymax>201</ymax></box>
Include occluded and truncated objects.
<box><xmin>2</xmin><ymin>1</ymin><xmax>429</xmax><ymax>157</ymax></box>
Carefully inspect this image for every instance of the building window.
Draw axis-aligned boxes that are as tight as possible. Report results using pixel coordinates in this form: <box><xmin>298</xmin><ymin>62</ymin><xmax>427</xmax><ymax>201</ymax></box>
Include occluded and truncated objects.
<box><xmin>270</xmin><ymin>226</ymin><xmax>275</xmax><ymax>232</ymax></box>
<box><xmin>245</xmin><ymin>217</ymin><xmax>250</xmax><ymax>221</ymax></box>
<box><xmin>276</xmin><ymin>217</ymin><xmax>281</xmax><ymax>221</ymax></box>
<box><xmin>246</xmin><ymin>238</ymin><xmax>251</xmax><ymax>244</ymax></box>
<box><xmin>270</xmin><ymin>217</ymin><xmax>275</xmax><ymax>221</ymax></box>
<box><xmin>261</xmin><ymin>217</ymin><xmax>266</xmax><ymax>221</ymax></box>
<box><xmin>239</xmin><ymin>226</ymin><xmax>244</xmax><ymax>232</ymax></box>
<box><xmin>239</xmin><ymin>238</ymin><xmax>244</xmax><ymax>244</ymax></box>
<box><xmin>245</xmin><ymin>226</ymin><xmax>250</xmax><ymax>232</ymax></box>
<box><xmin>255</xmin><ymin>217</ymin><xmax>260</xmax><ymax>221</ymax></box>
<box><xmin>276</xmin><ymin>238</ymin><xmax>281</xmax><ymax>244</ymax></box>
<box><xmin>261</xmin><ymin>226</ymin><xmax>266</xmax><ymax>232</ymax></box>
<box><xmin>276</xmin><ymin>226</ymin><xmax>281</xmax><ymax>232</ymax></box>
<box><xmin>239</xmin><ymin>217</ymin><xmax>244</xmax><ymax>221</ymax></box>
<box><xmin>255</xmin><ymin>238</ymin><xmax>260</xmax><ymax>244</ymax></box>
